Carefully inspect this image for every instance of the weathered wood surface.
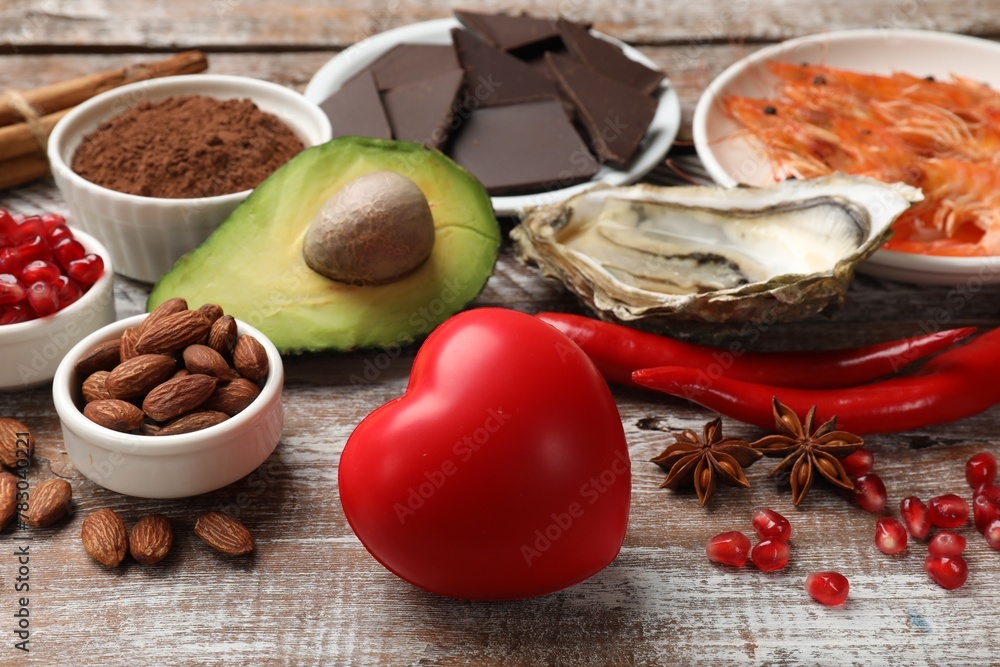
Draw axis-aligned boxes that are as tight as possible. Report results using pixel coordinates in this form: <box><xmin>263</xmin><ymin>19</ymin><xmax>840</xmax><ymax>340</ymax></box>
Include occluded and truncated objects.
<box><xmin>2</xmin><ymin>2</ymin><xmax>1000</xmax><ymax>665</ymax></box>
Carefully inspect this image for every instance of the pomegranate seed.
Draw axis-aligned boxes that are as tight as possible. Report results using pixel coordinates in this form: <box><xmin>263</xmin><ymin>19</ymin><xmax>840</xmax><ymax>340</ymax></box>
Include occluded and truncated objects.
<box><xmin>967</xmin><ymin>452</ymin><xmax>998</xmax><ymax>489</ymax></box>
<box><xmin>751</xmin><ymin>538</ymin><xmax>790</xmax><ymax>572</ymax></box>
<box><xmin>0</xmin><ymin>303</ymin><xmax>32</xmax><ymax>325</ymax></box>
<box><xmin>985</xmin><ymin>519</ymin><xmax>1000</xmax><ymax>550</ymax></box>
<box><xmin>0</xmin><ymin>274</ymin><xmax>26</xmax><ymax>305</ymax></box>
<box><xmin>854</xmin><ymin>473</ymin><xmax>887</xmax><ymax>512</ymax></box>
<box><xmin>924</xmin><ymin>554</ymin><xmax>968</xmax><ymax>590</ymax></box>
<box><xmin>874</xmin><ymin>516</ymin><xmax>907</xmax><ymax>554</ymax></box>
<box><xmin>53</xmin><ymin>275</ymin><xmax>83</xmax><ymax>308</ymax></box>
<box><xmin>66</xmin><ymin>254</ymin><xmax>104</xmax><ymax>285</ymax></box>
<box><xmin>900</xmin><ymin>496</ymin><xmax>931</xmax><ymax>539</ymax></box>
<box><xmin>973</xmin><ymin>493</ymin><xmax>1000</xmax><ymax>533</ymax></box>
<box><xmin>928</xmin><ymin>531</ymin><xmax>966</xmax><ymax>556</ymax></box>
<box><xmin>26</xmin><ymin>281</ymin><xmax>58</xmax><ymax>317</ymax></box>
<box><xmin>840</xmin><ymin>448</ymin><xmax>874</xmax><ymax>478</ymax></box>
<box><xmin>52</xmin><ymin>238</ymin><xmax>85</xmax><ymax>269</ymax></box>
<box><xmin>11</xmin><ymin>213</ymin><xmax>24</xmax><ymax>224</ymax></box>
<box><xmin>706</xmin><ymin>531</ymin><xmax>751</xmax><ymax>567</ymax></box>
<box><xmin>805</xmin><ymin>571</ymin><xmax>849</xmax><ymax>606</ymax></box>
<box><xmin>21</xmin><ymin>260</ymin><xmax>62</xmax><ymax>285</ymax></box>
<box><xmin>0</xmin><ymin>247</ymin><xmax>24</xmax><ymax>276</ymax></box>
<box><xmin>977</xmin><ymin>482</ymin><xmax>1000</xmax><ymax>506</ymax></box>
<box><xmin>15</xmin><ymin>235</ymin><xmax>53</xmax><ymax>264</ymax></box>
<box><xmin>0</xmin><ymin>209</ymin><xmax>15</xmax><ymax>236</ymax></box>
<box><xmin>40</xmin><ymin>212</ymin><xmax>66</xmax><ymax>232</ymax></box>
<box><xmin>751</xmin><ymin>508</ymin><xmax>791</xmax><ymax>543</ymax></box>
<box><xmin>45</xmin><ymin>223</ymin><xmax>74</xmax><ymax>246</ymax></box>
<box><xmin>10</xmin><ymin>216</ymin><xmax>45</xmax><ymax>244</ymax></box>
<box><xmin>928</xmin><ymin>494</ymin><xmax>969</xmax><ymax>529</ymax></box>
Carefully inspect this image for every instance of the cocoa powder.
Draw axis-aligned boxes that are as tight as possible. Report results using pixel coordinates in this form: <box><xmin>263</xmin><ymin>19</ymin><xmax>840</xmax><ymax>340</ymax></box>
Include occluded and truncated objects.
<box><xmin>71</xmin><ymin>95</ymin><xmax>304</xmax><ymax>199</ymax></box>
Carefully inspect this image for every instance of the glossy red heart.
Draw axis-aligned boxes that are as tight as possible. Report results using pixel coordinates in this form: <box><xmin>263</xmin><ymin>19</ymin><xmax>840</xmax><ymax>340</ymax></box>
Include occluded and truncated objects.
<box><xmin>339</xmin><ymin>308</ymin><xmax>630</xmax><ymax>600</ymax></box>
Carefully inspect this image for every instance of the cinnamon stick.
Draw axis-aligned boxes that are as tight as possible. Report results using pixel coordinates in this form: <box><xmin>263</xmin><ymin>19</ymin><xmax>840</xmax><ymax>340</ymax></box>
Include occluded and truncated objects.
<box><xmin>0</xmin><ymin>154</ymin><xmax>49</xmax><ymax>191</ymax></box>
<box><xmin>0</xmin><ymin>108</ymin><xmax>70</xmax><ymax>162</ymax></box>
<box><xmin>0</xmin><ymin>50</ymin><xmax>208</xmax><ymax>128</ymax></box>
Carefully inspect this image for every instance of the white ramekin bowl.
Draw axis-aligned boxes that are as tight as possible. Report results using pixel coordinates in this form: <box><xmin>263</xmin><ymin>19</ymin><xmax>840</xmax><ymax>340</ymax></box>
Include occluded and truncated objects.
<box><xmin>47</xmin><ymin>74</ymin><xmax>332</xmax><ymax>283</ymax></box>
<box><xmin>52</xmin><ymin>313</ymin><xmax>284</xmax><ymax>498</ymax></box>
<box><xmin>0</xmin><ymin>227</ymin><xmax>115</xmax><ymax>390</ymax></box>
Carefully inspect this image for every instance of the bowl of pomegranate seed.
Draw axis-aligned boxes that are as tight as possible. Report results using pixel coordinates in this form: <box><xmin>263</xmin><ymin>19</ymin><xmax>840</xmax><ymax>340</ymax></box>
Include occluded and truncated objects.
<box><xmin>0</xmin><ymin>208</ymin><xmax>115</xmax><ymax>390</ymax></box>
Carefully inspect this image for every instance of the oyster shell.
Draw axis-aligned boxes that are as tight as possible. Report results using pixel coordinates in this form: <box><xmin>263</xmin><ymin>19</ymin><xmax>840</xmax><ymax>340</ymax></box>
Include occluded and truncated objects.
<box><xmin>512</xmin><ymin>175</ymin><xmax>921</xmax><ymax>327</ymax></box>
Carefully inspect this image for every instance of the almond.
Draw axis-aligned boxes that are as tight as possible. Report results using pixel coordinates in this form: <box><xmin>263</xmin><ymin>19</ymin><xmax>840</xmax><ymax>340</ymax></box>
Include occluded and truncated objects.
<box><xmin>129</xmin><ymin>514</ymin><xmax>172</xmax><ymax>565</ymax></box>
<box><xmin>24</xmin><ymin>477</ymin><xmax>72</xmax><ymax>527</ymax></box>
<box><xmin>140</xmin><ymin>420</ymin><xmax>162</xmax><ymax>436</ymax></box>
<box><xmin>0</xmin><ymin>417</ymin><xmax>33</xmax><ymax>469</ymax></box>
<box><xmin>202</xmin><ymin>378</ymin><xmax>261</xmax><ymax>416</ymax></box>
<box><xmin>197</xmin><ymin>303</ymin><xmax>224</xmax><ymax>323</ymax></box>
<box><xmin>139</xmin><ymin>297</ymin><xmax>188</xmax><ymax>336</ymax></box>
<box><xmin>82</xmin><ymin>370</ymin><xmax>112</xmax><ymax>403</ymax></box>
<box><xmin>84</xmin><ymin>399</ymin><xmax>145</xmax><ymax>433</ymax></box>
<box><xmin>157</xmin><ymin>410</ymin><xmax>229</xmax><ymax>436</ymax></box>
<box><xmin>105</xmin><ymin>353</ymin><xmax>177</xmax><ymax>399</ymax></box>
<box><xmin>81</xmin><ymin>508</ymin><xmax>128</xmax><ymax>567</ymax></box>
<box><xmin>194</xmin><ymin>511</ymin><xmax>254</xmax><ymax>556</ymax></box>
<box><xmin>74</xmin><ymin>338</ymin><xmax>121</xmax><ymax>376</ymax></box>
<box><xmin>142</xmin><ymin>374</ymin><xmax>217</xmax><ymax>422</ymax></box>
<box><xmin>183</xmin><ymin>344</ymin><xmax>231</xmax><ymax>379</ymax></box>
<box><xmin>136</xmin><ymin>310</ymin><xmax>212</xmax><ymax>355</ymax></box>
<box><xmin>233</xmin><ymin>334</ymin><xmax>268</xmax><ymax>382</ymax></box>
<box><xmin>208</xmin><ymin>315</ymin><xmax>238</xmax><ymax>358</ymax></box>
<box><xmin>119</xmin><ymin>326</ymin><xmax>140</xmax><ymax>362</ymax></box>
<box><xmin>0</xmin><ymin>472</ymin><xmax>16</xmax><ymax>531</ymax></box>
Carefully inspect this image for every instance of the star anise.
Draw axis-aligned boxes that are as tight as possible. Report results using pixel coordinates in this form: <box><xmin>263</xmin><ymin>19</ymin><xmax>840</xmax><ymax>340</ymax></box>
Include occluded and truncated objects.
<box><xmin>752</xmin><ymin>398</ymin><xmax>864</xmax><ymax>505</ymax></box>
<box><xmin>651</xmin><ymin>417</ymin><xmax>763</xmax><ymax>506</ymax></box>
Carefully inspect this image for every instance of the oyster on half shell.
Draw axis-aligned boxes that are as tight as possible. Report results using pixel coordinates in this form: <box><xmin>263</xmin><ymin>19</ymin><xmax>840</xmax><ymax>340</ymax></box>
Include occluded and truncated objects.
<box><xmin>512</xmin><ymin>175</ymin><xmax>921</xmax><ymax>327</ymax></box>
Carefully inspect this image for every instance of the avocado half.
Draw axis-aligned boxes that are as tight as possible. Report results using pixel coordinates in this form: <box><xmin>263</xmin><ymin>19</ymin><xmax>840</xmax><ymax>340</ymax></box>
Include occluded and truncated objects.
<box><xmin>148</xmin><ymin>137</ymin><xmax>501</xmax><ymax>353</ymax></box>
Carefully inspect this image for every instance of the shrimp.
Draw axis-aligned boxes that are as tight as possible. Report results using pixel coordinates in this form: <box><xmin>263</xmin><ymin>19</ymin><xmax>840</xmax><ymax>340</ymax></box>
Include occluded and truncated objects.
<box><xmin>723</xmin><ymin>62</ymin><xmax>1000</xmax><ymax>256</ymax></box>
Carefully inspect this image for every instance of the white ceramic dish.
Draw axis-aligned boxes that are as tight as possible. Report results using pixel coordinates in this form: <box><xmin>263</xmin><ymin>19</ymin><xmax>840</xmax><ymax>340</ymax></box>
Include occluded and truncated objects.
<box><xmin>305</xmin><ymin>18</ymin><xmax>681</xmax><ymax>216</ymax></box>
<box><xmin>692</xmin><ymin>29</ymin><xmax>1000</xmax><ymax>286</ymax></box>
<box><xmin>52</xmin><ymin>314</ymin><xmax>284</xmax><ymax>498</ymax></box>
<box><xmin>48</xmin><ymin>74</ymin><xmax>333</xmax><ymax>284</ymax></box>
<box><xmin>0</xmin><ymin>228</ymin><xmax>115</xmax><ymax>390</ymax></box>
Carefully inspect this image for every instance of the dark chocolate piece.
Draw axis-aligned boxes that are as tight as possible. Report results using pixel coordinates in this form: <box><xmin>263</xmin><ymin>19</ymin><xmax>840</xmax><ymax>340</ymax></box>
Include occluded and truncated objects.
<box><xmin>319</xmin><ymin>71</ymin><xmax>393</xmax><ymax>140</ymax></box>
<box><xmin>369</xmin><ymin>44</ymin><xmax>461</xmax><ymax>91</ymax></box>
<box><xmin>381</xmin><ymin>69</ymin><xmax>465</xmax><ymax>149</ymax></box>
<box><xmin>545</xmin><ymin>52</ymin><xmax>658</xmax><ymax>168</ymax></box>
<box><xmin>556</xmin><ymin>19</ymin><xmax>664</xmax><ymax>96</ymax></box>
<box><xmin>447</xmin><ymin>100</ymin><xmax>599</xmax><ymax>195</ymax></box>
<box><xmin>451</xmin><ymin>28</ymin><xmax>558</xmax><ymax>107</ymax></box>
<box><xmin>454</xmin><ymin>9</ymin><xmax>561</xmax><ymax>52</ymax></box>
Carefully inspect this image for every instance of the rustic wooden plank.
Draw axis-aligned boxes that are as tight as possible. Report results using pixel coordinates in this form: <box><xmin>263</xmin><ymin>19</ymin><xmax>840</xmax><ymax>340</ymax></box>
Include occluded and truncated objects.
<box><xmin>3</xmin><ymin>0</ymin><xmax>998</xmax><ymax>50</ymax></box>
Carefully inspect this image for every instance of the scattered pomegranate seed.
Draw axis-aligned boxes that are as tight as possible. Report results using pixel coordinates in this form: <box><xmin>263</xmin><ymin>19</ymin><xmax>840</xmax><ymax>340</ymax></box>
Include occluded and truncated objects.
<box><xmin>805</xmin><ymin>571</ymin><xmax>849</xmax><ymax>606</ymax></box>
<box><xmin>973</xmin><ymin>493</ymin><xmax>1000</xmax><ymax>534</ymax></box>
<box><xmin>26</xmin><ymin>281</ymin><xmax>58</xmax><ymax>317</ymax></box>
<box><xmin>67</xmin><ymin>254</ymin><xmax>104</xmax><ymax>285</ymax></box>
<box><xmin>751</xmin><ymin>508</ymin><xmax>791</xmax><ymax>543</ymax></box>
<box><xmin>874</xmin><ymin>517</ymin><xmax>908</xmax><ymax>554</ymax></box>
<box><xmin>985</xmin><ymin>519</ymin><xmax>1000</xmax><ymax>550</ymax></box>
<box><xmin>854</xmin><ymin>473</ymin><xmax>887</xmax><ymax>512</ymax></box>
<box><xmin>751</xmin><ymin>538</ymin><xmax>790</xmax><ymax>572</ymax></box>
<box><xmin>900</xmin><ymin>496</ymin><xmax>931</xmax><ymax>539</ymax></box>
<box><xmin>966</xmin><ymin>452</ymin><xmax>998</xmax><ymax>489</ymax></box>
<box><xmin>977</xmin><ymin>482</ymin><xmax>1000</xmax><ymax>505</ymax></box>
<box><xmin>0</xmin><ymin>274</ymin><xmax>26</xmax><ymax>305</ymax></box>
<box><xmin>15</xmin><ymin>235</ymin><xmax>53</xmax><ymax>264</ymax></box>
<box><xmin>10</xmin><ymin>216</ymin><xmax>45</xmax><ymax>244</ymax></box>
<box><xmin>21</xmin><ymin>260</ymin><xmax>62</xmax><ymax>285</ymax></box>
<box><xmin>928</xmin><ymin>531</ymin><xmax>966</xmax><ymax>556</ymax></box>
<box><xmin>706</xmin><ymin>531</ymin><xmax>751</xmax><ymax>567</ymax></box>
<box><xmin>840</xmin><ymin>448</ymin><xmax>874</xmax><ymax>478</ymax></box>
<box><xmin>928</xmin><ymin>494</ymin><xmax>969</xmax><ymax>529</ymax></box>
<box><xmin>924</xmin><ymin>554</ymin><xmax>968</xmax><ymax>590</ymax></box>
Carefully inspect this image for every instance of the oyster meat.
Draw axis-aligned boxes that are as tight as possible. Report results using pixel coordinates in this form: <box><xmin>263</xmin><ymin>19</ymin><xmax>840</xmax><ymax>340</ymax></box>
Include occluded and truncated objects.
<box><xmin>512</xmin><ymin>175</ymin><xmax>921</xmax><ymax>326</ymax></box>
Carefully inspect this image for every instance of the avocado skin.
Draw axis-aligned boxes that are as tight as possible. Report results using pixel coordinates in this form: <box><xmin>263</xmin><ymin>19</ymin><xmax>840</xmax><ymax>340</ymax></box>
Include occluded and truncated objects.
<box><xmin>147</xmin><ymin>137</ymin><xmax>501</xmax><ymax>353</ymax></box>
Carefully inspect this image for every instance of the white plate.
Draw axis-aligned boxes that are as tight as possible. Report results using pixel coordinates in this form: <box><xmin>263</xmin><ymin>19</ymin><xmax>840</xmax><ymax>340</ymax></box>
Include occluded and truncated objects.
<box><xmin>306</xmin><ymin>18</ymin><xmax>681</xmax><ymax>217</ymax></box>
<box><xmin>692</xmin><ymin>29</ymin><xmax>1000</xmax><ymax>286</ymax></box>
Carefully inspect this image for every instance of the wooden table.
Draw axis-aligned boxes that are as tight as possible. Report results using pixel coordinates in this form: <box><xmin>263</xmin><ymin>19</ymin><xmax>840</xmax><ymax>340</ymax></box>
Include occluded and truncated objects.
<box><xmin>3</xmin><ymin>2</ymin><xmax>1000</xmax><ymax>664</ymax></box>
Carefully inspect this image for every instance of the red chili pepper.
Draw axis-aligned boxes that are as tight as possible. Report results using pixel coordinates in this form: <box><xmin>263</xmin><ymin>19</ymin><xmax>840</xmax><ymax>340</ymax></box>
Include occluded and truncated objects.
<box><xmin>536</xmin><ymin>312</ymin><xmax>974</xmax><ymax>389</ymax></box>
<box><xmin>631</xmin><ymin>326</ymin><xmax>1000</xmax><ymax>435</ymax></box>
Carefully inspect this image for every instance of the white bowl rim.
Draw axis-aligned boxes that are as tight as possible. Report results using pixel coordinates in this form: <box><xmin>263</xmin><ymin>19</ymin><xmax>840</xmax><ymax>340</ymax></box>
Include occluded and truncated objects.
<box><xmin>0</xmin><ymin>227</ymin><xmax>114</xmax><ymax>341</ymax></box>
<box><xmin>52</xmin><ymin>313</ymin><xmax>284</xmax><ymax>456</ymax></box>
<box><xmin>47</xmin><ymin>73</ymin><xmax>332</xmax><ymax>206</ymax></box>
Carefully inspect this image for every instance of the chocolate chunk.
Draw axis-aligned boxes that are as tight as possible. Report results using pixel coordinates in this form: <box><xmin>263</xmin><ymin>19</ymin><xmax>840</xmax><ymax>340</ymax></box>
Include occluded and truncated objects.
<box><xmin>454</xmin><ymin>9</ymin><xmax>561</xmax><ymax>52</ymax></box>
<box><xmin>319</xmin><ymin>71</ymin><xmax>392</xmax><ymax>140</ymax></box>
<box><xmin>447</xmin><ymin>100</ymin><xmax>599</xmax><ymax>195</ymax></box>
<box><xmin>556</xmin><ymin>19</ymin><xmax>664</xmax><ymax>96</ymax></box>
<box><xmin>545</xmin><ymin>52</ymin><xmax>658</xmax><ymax>168</ymax></box>
<box><xmin>381</xmin><ymin>69</ymin><xmax>465</xmax><ymax>149</ymax></box>
<box><xmin>369</xmin><ymin>44</ymin><xmax>461</xmax><ymax>91</ymax></box>
<box><xmin>451</xmin><ymin>28</ymin><xmax>558</xmax><ymax>107</ymax></box>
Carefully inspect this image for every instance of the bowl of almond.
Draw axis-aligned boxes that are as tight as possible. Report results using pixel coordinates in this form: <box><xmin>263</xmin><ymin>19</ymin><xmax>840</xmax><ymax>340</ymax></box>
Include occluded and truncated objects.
<box><xmin>52</xmin><ymin>298</ymin><xmax>284</xmax><ymax>498</ymax></box>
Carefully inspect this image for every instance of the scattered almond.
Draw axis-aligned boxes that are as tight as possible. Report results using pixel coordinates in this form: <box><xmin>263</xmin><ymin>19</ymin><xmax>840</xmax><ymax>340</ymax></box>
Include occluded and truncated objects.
<box><xmin>82</xmin><ymin>370</ymin><xmax>112</xmax><ymax>403</ymax></box>
<box><xmin>119</xmin><ymin>326</ymin><xmax>140</xmax><ymax>362</ymax></box>
<box><xmin>183</xmin><ymin>344</ymin><xmax>231</xmax><ymax>380</ymax></box>
<box><xmin>208</xmin><ymin>315</ymin><xmax>238</xmax><ymax>358</ymax></box>
<box><xmin>202</xmin><ymin>378</ymin><xmax>261</xmax><ymax>416</ymax></box>
<box><xmin>136</xmin><ymin>310</ymin><xmax>212</xmax><ymax>355</ymax></box>
<box><xmin>24</xmin><ymin>478</ymin><xmax>72</xmax><ymax>527</ymax></box>
<box><xmin>157</xmin><ymin>410</ymin><xmax>229</xmax><ymax>436</ymax></box>
<box><xmin>129</xmin><ymin>514</ymin><xmax>173</xmax><ymax>565</ymax></box>
<box><xmin>142</xmin><ymin>374</ymin><xmax>217</xmax><ymax>422</ymax></box>
<box><xmin>74</xmin><ymin>339</ymin><xmax>121</xmax><ymax>376</ymax></box>
<box><xmin>233</xmin><ymin>334</ymin><xmax>268</xmax><ymax>382</ymax></box>
<box><xmin>197</xmin><ymin>303</ymin><xmax>224</xmax><ymax>324</ymax></box>
<box><xmin>84</xmin><ymin>399</ymin><xmax>145</xmax><ymax>433</ymax></box>
<box><xmin>0</xmin><ymin>472</ymin><xmax>16</xmax><ymax>530</ymax></box>
<box><xmin>0</xmin><ymin>417</ymin><xmax>33</xmax><ymax>469</ymax></box>
<box><xmin>139</xmin><ymin>297</ymin><xmax>188</xmax><ymax>336</ymax></box>
<box><xmin>195</xmin><ymin>511</ymin><xmax>254</xmax><ymax>555</ymax></box>
<box><xmin>81</xmin><ymin>508</ymin><xmax>128</xmax><ymax>567</ymax></box>
<box><xmin>105</xmin><ymin>353</ymin><xmax>177</xmax><ymax>400</ymax></box>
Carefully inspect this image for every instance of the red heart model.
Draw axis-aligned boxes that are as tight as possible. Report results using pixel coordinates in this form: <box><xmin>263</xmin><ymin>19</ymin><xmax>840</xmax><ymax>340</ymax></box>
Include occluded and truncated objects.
<box><xmin>339</xmin><ymin>308</ymin><xmax>631</xmax><ymax>600</ymax></box>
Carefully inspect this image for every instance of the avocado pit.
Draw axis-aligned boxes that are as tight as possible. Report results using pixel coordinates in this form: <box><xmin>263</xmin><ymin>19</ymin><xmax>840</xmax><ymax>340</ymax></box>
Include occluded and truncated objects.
<box><xmin>303</xmin><ymin>171</ymin><xmax>435</xmax><ymax>285</ymax></box>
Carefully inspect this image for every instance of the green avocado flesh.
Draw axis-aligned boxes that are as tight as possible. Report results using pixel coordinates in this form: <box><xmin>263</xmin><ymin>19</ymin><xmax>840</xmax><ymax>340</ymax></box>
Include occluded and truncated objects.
<box><xmin>147</xmin><ymin>137</ymin><xmax>501</xmax><ymax>353</ymax></box>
